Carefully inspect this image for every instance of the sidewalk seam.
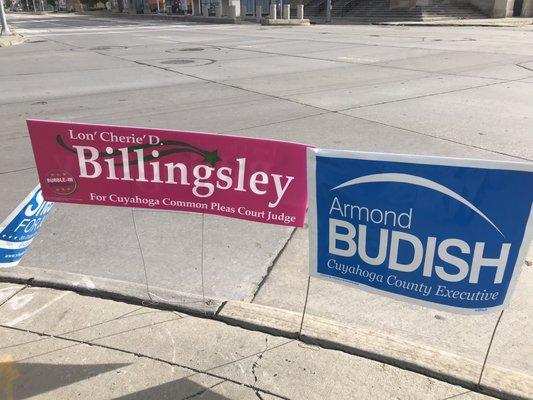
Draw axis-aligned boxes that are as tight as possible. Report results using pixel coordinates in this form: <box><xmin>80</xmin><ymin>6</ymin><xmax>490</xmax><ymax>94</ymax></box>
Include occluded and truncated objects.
<box><xmin>251</xmin><ymin>227</ymin><xmax>297</xmax><ymax>303</ymax></box>
<box><xmin>214</xmin><ymin>300</ymin><xmax>227</xmax><ymax>317</ymax></box>
<box><xmin>0</xmin><ymin>274</ymin><xmax>218</xmax><ymax>319</ymax></box>
<box><xmin>516</xmin><ymin>63</ymin><xmax>533</xmax><ymax>72</ymax></box>
<box><xmin>338</xmin><ymin>110</ymin><xmax>532</xmax><ymax>161</ymax></box>
<box><xmin>182</xmin><ymin>380</ymin><xmax>227</xmax><ymax>400</ymax></box>
<box><xmin>337</xmin><ymin>78</ymin><xmax>517</xmax><ymax>112</ymax></box>
<box><xmin>0</xmin><ymin>273</ymin><xmax>530</xmax><ymax>400</ymax></box>
<box><xmin>0</xmin><ymin>323</ymin><xmax>290</xmax><ymax>400</ymax></box>
<box><xmin>100</xmin><ymin>48</ymin><xmax>531</xmax><ymax>162</ymax></box>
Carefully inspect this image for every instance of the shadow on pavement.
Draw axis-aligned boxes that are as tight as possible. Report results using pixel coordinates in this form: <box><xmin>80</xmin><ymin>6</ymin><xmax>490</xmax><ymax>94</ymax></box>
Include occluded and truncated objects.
<box><xmin>113</xmin><ymin>378</ymin><xmax>230</xmax><ymax>400</ymax></box>
<box><xmin>10</xmin><ymin>362</ymin><xmax>128</xmax><ymax>399</ymax></box>
<box><xmin>7</xmin><ymin>362</ymin><xmax>231</xmax><ymax>399</ymax></box>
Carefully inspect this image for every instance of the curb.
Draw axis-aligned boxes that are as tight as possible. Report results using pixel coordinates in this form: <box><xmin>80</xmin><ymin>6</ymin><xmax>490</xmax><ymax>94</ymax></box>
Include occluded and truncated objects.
<box><xmin>218</xmin><ymin>301</ymin><xmax>532</xmax><ymax>400</ymax></box>
<box><xmin>261</xmin><ymin>18</ymin><xmax>310</xmax><ymax>26</ymax></box>
<box><xmin>377</xmin><ymin>22</ymin><xmax>533</xmax><ymax>27</ymax></box>
<box><xmin>0</xmin><ymin>266</ymin><xmax>222</xmax><ymax>317</ymax></box>
<box><xmin>309</xmin><ymin>17</ymin><xmax>533</xmax><ymax>27</ymax></box>
<box><xmin>0</xmin><ymin>266</ymin><xmax>531</xmax><ymax>400</ymax></box>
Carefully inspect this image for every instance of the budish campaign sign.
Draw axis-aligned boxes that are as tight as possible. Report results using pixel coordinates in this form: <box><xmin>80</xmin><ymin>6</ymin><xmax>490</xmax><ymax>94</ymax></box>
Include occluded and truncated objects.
<box><xmin>308</xmin><ymin>149</ymin><xmax>533</xmax><ymax>314</ymax></box>
<box><xmin>28</xmin><ymin>120</ymin><xmax>309</xmax><ymax>227</ymax></box>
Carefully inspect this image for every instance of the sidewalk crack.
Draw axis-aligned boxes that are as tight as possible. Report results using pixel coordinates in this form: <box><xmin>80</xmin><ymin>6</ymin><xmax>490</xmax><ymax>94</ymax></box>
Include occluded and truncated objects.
<box><xmin>250</xmin><ymin>228</ymin><xmax>297</xmax><ymax>303</ymax></box>
<box><xmin>183</xmin><ymin>380</ymin><xmax>225</xmax><ymax>399</ymax></box>
<box><xmin>251</xmin><ymin>337</ymin><xmax>269</xmax><ymax>386</ymax></box>
<box><xmin>0</xmin><ymin>324</ymin><xmax>290</xmax><ymax>400</ymax></box>
<box><xmin>516</xmin><ymin>63</ymin><xmax>533</xmax><ymax>72</ymax></box>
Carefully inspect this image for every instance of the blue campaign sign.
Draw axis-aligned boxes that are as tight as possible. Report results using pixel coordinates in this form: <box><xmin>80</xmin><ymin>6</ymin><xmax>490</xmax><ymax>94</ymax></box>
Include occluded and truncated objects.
<box><xmin>308</xmin><ymin>149</ymin><xmax>533</xmax><ymax>314</ymax></box>
<box><xmin>0</xmin><ymin>185</ymin><xmax>54</xmax><ymax>267</ymax></box>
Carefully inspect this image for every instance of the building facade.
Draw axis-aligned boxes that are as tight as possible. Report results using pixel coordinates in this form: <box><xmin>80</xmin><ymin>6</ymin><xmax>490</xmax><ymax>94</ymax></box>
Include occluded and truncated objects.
<box><xmin>386</xmin><ymin>0</ymin><xmax>531</xmax><ymax>17</ymax></box>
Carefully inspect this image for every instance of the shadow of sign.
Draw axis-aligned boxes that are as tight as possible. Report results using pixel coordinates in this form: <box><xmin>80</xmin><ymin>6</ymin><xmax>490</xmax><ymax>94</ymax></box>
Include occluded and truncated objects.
<box><xmin>5</xmin><ymin>361</ymin><xmax>231</xmax><ymax>400</ymax></box>
<box><xmin>113</xmin><ymin>378</ymin><xmax>231</xmax><ymax>400</ymax></box>
<box><xmin>8</xmin><ymin>362</ymin><xmax>127</xmax><ymax>399</ymax></box>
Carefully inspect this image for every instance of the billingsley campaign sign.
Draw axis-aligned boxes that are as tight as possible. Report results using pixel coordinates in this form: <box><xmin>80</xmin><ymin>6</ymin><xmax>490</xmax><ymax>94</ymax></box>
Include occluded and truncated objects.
<box><xmin>0</xmin><ymin>185</ymin><xmax>54</xmax><ymax>267</ymax></box>
<box><xmin>27</xmin><ymin>120</ymin><xmax>309</xmax><ymax>227</ymax></box>
<box><xmin>308</xmin><ymin>149</ymin><xmax>533</xmax><ymax>314</ymax></box>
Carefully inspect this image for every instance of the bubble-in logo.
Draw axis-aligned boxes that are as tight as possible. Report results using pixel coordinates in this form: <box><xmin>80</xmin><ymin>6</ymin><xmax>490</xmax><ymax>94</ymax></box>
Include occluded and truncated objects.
<box><xmin>45</xmin><ymin>170</ymin><xmax>77</xmax><ymax>196</ymax></box>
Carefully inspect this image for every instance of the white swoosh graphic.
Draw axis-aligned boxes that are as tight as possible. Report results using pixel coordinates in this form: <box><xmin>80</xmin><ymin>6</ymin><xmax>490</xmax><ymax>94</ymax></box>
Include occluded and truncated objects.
<box><xmin>332</xmin><ymin>173</ymin><xmax>504</xmax><ymax>237</ymax></box>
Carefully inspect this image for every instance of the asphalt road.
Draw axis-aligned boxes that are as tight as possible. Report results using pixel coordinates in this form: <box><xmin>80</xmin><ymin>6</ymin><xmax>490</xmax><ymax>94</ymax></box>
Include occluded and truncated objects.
<box><xmin>1</xmin><ymin>12</ymin><xmax>532</xmax><ymax>381</ymax></box>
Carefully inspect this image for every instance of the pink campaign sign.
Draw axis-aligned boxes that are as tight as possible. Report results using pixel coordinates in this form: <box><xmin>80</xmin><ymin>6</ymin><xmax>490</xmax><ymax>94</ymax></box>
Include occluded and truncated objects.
<box><xmin>27</xmin><ymin>120</ymin><xmax>309</xmax><ymax>227</ymax></box>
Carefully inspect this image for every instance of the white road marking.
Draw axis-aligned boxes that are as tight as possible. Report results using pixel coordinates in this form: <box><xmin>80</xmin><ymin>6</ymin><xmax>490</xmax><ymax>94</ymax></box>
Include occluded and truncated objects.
<box><xmin>14</xmin><ymin>23</ymin><xmax>233</xmax><ymax>37</ymax></box>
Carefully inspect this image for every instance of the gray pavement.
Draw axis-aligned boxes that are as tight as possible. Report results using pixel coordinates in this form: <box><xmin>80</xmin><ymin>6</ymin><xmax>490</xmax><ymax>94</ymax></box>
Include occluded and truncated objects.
<box><xmin>0</xmin><ymin>282</ymin><xmax>500</xmax><ymax>399</ymax></box>
<box><xmin>253</xmin><ymin>227</ymin><xmax>533</xmax><ymax>384</ymax></box>
<box><xmin>1</xmin><ymin>12</ymin><xmax>532</xmax><ymax>398</ymax></box>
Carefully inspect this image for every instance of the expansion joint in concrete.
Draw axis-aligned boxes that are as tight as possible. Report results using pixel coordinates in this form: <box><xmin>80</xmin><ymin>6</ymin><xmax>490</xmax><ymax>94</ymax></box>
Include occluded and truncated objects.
<box><xmin>250</xmin><ymin>227</ymin><xmax>297</xmax><ymax>303</ymax></box>
<box><xmin>214</xmin><ymin>300</ymin><xmax>228</xmax><ymax>317</ymax></box>
<box><xmin>0</xmin><ymin>323</ymin><xmax>290</xmax><ymax>400</ymax></box>
<box><xmin>516</xmin><ymin>63</ymin><xmax>533</xmax><ymax>72</ymax></box>
<box><xmin>0</xmin><ymin>166</ymin><xmax>37</xmax><ymax>176</ymax></box>
<box><xmin>100</xmin><ymin>50</ymin><xmax>530</xmax><ymax>163</ymax></box>
<box><xmin>337</xmin><ymin>111</ymin><xmax>533</xmax><ymax>162</ymax></box>
<box><xmin>182</xmin><ymin>380</ymin><xmax>227</xmax><ymax>399</ymax></box>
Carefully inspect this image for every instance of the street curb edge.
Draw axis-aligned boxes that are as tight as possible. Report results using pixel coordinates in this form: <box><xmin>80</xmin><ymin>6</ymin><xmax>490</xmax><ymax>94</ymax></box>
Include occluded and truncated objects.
<box><xmin>0</xmin><ymin>266</ymin><xmax>531</xmax><ymax>400</ymax></box>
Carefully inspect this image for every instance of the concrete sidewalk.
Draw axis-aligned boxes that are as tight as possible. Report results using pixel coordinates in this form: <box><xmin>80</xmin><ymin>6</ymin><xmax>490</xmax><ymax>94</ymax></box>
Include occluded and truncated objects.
<box><xmin>252</xmin><ymin>227</ymin><xmax>533</xmax><ymax>397</ymax></box>
<box><xmin>2</xmin><ymin>12</ymin><xmax>532</xmax><ymax>400</ymax></box>
<box><xmin>0</xmin><ymin>283</ymin><xmax>502</xmax><ymax>400</ymax></box>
